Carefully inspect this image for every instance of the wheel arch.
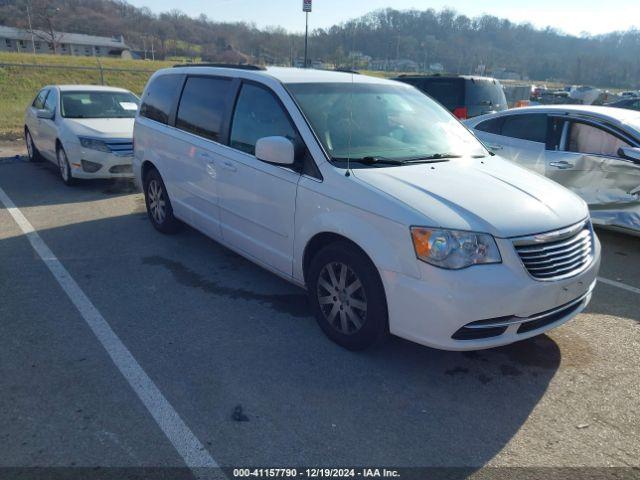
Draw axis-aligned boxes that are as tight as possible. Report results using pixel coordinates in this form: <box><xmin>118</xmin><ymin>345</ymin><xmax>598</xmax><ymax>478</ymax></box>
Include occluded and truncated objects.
<box><xmin>302</xmin><ymin>232</ymin><xmax>373</xmax><ymax>285</ymax></box>
<box><xmin>141</xmin><ymin>160</ymin><xmax>158</xmax><ymax>185</ymax></box>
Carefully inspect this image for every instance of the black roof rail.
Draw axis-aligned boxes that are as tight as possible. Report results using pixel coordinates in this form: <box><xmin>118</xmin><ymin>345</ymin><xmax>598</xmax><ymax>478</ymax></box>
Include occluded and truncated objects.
<box><xmin>172</xmin><ymin>63</ymin><xmax>266</xmax><ymax>71</ymax></box>
<box><xmin>333</xmin><ymin>68</ymin><xmax>360</xmax><ymax>74</ymax></box>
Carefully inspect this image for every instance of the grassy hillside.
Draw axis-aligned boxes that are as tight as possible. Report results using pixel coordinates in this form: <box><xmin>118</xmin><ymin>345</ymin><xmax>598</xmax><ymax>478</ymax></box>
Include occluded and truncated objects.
<box><xmin>0</xmin><ymin>52</ymin><xmax>174</xmax><ymax>139</ymax></box>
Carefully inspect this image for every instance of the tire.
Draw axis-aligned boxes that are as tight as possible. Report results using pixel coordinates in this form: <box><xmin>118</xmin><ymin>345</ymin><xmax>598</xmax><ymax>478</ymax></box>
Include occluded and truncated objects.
<box><xmin>307</xmin><ymin>241</ymin><xmax>389</xmax><ymax>350</ymax></box>
<box><xmin>56</xmin><ymin>145</ymin><xmax>76</xmax><ymax>186</ymax></box>
<box><xmin>143</xmin><ymin>168</ymin><xmax>181</xmax><ymax>234</ymax></box>
<box><xmin>25</xmin><ymin>129</ymin><xmax>42</xmax><ymax>162</ymax></box>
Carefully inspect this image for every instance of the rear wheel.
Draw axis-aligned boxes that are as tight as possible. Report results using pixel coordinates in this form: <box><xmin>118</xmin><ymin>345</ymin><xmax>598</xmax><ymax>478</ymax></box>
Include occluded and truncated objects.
<box><xmin>144</xmin><ymin>168</ymin><xmax>181</xmax><ymax>234</ymax></box>
<box><xmin>57</xmin><ymin>145</ymin><xmax>76</xmax><ymax>186</ymax></box>
<box><xmin>307</xmin><ymin>242</ymin><xmax>389</xmax><ymax>350</ymax></box>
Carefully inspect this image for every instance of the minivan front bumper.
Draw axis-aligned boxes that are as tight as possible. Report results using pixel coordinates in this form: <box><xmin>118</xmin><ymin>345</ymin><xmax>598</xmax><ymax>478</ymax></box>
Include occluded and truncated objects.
<box><xmin>382</xmin><ymin>234</ymin><xmax>601</xmax><ymax>351</ymax></box>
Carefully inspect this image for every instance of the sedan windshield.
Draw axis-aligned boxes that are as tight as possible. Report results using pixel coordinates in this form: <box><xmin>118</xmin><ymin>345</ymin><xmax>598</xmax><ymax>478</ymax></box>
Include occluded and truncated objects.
<box><xmin>61</xmin><ymin>91</ymin><xmax>139</xmax><ymax>119</ymax></box>
<box><xmin>287</xmin><ymin>82</ymin><xmax>487</xmax><ymax>163</ymax></box>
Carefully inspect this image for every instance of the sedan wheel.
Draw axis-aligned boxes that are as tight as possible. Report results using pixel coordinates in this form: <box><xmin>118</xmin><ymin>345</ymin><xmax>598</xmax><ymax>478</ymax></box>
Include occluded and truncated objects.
<box><xmin>57</xmin><ymin>147</ymin><xmax>75</xmax><ymax>186</ymax></box>
<box><xmin>25</xmin><ymin>130</ymin><xmax>39</xmax><ymax>162</ymax></box>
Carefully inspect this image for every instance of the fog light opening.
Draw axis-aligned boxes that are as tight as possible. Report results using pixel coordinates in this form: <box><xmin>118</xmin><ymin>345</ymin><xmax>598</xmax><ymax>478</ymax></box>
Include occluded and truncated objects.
<box><xmin>81</xmin><ymin>160</ymin><xmax>102</xmax><ymax>173</ymax></box>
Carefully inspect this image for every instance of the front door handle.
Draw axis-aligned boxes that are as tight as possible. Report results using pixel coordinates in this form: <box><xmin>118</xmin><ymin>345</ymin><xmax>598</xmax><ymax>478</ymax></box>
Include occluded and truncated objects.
<box><xmin>221</xmin><ymin>160</ymin><xmax>237</xmax><ymax>172</ymax></box>
<box><xmin>549</xmin><ymin>160</ymin><xmax>574</xmax><ymax>169</ymax></box>
<box><xmin>205</xmin><ymin>161</ymin><xmax>216</xmax><ymax>177</ymax></box>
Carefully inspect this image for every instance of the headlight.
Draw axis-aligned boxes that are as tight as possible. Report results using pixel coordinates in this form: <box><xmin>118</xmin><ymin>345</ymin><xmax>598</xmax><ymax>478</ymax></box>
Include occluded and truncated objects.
<box><xmin>79</xmin><ymin>137</ymin><xmax>110</xmax><ymax>152</ymax></box>
<box><xmin>410</xmin><ymin>227</ymin><xmax>501</xmax><ymax>269</ymax></box>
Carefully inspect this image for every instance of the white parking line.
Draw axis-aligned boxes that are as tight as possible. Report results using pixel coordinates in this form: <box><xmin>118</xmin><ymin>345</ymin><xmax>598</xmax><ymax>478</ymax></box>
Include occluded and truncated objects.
<box><xmin>0</xmin><ymin>187</ymin><xmax>219</xmax><ymax>473</ymax></box>
<box><xmin>598</xmin><ymin>277</ymin><xmax>640</xmax><ymax>295</ymax></box>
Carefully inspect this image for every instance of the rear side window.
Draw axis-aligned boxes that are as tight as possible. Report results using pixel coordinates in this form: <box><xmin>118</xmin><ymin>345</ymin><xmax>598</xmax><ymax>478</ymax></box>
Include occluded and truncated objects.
<box><xmin>33</xmin><ymin>89</ymin><xmax>48</xmax><ymax>109</ymax></box>
<box><xmin>500</xmin><ymin>114</ymin><xmax>547</xmax><ymax>143</ymax></box>
<box><xmin>418</xmin><ymin>79</ymin><xmax>464</xmax><ymax>110</ymax></box>
<box><xmin>230</xmin><ymin>83</ymin><xmax>299</xmax><ymax>156</ymax></box>
<box><xmin>140</xmin><ymin>74</ymin><xmax>183</xmax><ymax>125</ymax></box>
<box><xmin>475</xmin><ymin>117</ymin><xmax>504</xmax><ymax>135</ymax></box>
<box><xmin>176</xmin><ymin>76</ymin><xmax>232</xmax><ymax>142</ymax></box>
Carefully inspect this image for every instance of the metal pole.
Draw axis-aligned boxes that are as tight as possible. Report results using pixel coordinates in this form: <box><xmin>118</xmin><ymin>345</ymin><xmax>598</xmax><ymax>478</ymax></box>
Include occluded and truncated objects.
<box><xmin>304</xmin><ymin>11</ymin><xmax>308</xmax><ymax>68</ymax></box>
<box><xmin>26</xmin><ymin>2</ymin><xmax>36</xmax><ymax>55</ymax></box>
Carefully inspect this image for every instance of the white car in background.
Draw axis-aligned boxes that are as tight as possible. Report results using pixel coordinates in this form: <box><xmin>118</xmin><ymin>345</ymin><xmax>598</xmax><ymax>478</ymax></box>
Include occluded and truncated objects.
<box><xmin>24</xmin><ymin>85</ymin><xmax>139</xmax><ymax>185</ymax></box>
<box><xmin>465</xmin><ymin>105</ymin><xmax>640</xmax><ymax>234</ymax></box>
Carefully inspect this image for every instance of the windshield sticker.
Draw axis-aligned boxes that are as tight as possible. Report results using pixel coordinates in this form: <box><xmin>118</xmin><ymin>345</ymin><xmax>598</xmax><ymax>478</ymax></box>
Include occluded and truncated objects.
<box><xmin>119</xmin><ymin>102</ymin><xmax>138</xmax><ymax>111</ymax></box>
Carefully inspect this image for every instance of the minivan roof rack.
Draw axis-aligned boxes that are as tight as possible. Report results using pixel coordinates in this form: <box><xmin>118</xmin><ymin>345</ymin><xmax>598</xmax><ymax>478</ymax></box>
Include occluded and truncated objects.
<box><xmin>333</xmin><ymin>68</ymin><xmax>360</xmax><ymax>74</ymax></box>
<box><xmin>172</xmin><ymin>63</ymin><xmax>266</xmax><ymax>71</ymax></box>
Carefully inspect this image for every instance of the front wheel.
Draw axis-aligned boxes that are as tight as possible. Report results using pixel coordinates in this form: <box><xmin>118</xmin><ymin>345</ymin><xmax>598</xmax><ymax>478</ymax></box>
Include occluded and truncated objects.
<box><xmin>307</xmin><ymin>242</ymin><xmax>389</xmax><ymax>350</ymax></box>
<box><xmin>57</xmin><ymin>146</ymin><xmax>76</xmax><ymax>186</ymax></box>
<box><xmin>25</xmin><ymin>129</ymin><xmax>41</xmax><ymax>162</ymax></box>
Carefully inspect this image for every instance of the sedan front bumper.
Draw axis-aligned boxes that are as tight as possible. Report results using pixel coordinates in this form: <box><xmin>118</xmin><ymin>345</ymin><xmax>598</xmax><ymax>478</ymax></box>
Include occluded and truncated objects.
<box><xmin>65</xmin><ymin>140</ymin><xmax>134</xmax><ymax>179</ymax></box>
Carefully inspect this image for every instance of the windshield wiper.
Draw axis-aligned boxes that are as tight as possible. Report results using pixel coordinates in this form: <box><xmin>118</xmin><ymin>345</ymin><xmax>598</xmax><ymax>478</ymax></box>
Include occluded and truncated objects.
<box><xmin>334</xmin><ymin>156</ymin><xmax>406</xmax><ymax>165</ymax></box>
<box><xmin>334</xmin><ymin>153</ymin><xmax>464</xmax><ymax>166</ymax></box>
<box><xmin>403</xmin><ymin>153</ymin><xmax>462</xmax><ymax>162</ymax></box>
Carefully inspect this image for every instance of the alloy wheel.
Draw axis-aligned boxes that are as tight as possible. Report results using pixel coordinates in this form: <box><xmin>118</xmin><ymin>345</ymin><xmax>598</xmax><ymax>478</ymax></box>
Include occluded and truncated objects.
<box><xmin>58</xmin><ymin>149</ymin><xmax>69</xmax><ymax>181</ymax></box>
<box><xmin>26</xmin><ymin>132</ymin><xmax>34</xmax><ymax>160</ymax></box>
<box><xmin>148</xmin><ymin>179</ymin><xmax>166</xmax><ymax>224</ymax></box>
<box><xmin>316</xmin><ymin>261</ymin><xmax>368</xmax><ymax>335</ymax></box>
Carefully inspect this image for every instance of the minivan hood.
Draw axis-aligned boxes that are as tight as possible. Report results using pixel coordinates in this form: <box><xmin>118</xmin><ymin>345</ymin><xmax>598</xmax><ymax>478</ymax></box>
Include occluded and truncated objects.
<box><xmin>352</xmin><ymin>156</ymin><xmax>588</xmax><ymax>238</ymax></box>
<box><xmin>64</xmin><ymin>118</ymin><xmax>134</xmax><ymax>139</ymax></box>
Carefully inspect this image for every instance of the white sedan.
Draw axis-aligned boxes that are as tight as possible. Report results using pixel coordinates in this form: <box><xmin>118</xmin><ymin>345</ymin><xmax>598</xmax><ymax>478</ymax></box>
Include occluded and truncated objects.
<box><xmin>24</xmin><ymin>85</ymin><xmax>139</xmax><ymax>185</ymax></box>
<box><xmin>465</xmin><ymin>105</ymin><xmax>640</xmax><ymax>234</ymax></box>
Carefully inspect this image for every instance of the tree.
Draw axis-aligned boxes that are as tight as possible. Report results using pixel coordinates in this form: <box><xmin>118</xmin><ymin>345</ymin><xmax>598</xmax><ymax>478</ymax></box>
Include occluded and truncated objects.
<box><xmin>21</xmin><ymin>0</ymin><xmax>65</xmax><ymax>54</ymax></box>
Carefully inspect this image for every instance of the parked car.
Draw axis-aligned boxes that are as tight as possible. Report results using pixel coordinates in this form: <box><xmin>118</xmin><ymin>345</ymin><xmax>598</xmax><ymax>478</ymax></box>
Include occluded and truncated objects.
<box><xmin>465</xmin><ymin>105</ymin><xmax>640</xmax><ymax>234</ymax></box>
<box><xmin>24</xmin><ymin>85</ymin><xmax>139</xmax><ymax>185</ymax></box>
<box><xmin>393</xmin><ymin>74</ymin><xmax>507</xmax><ymax>119</ymax></box>
<box><xmin>134</xmin><ymin>66</ymin><xmax>600</xmax><ymax>351</ymax></box>
<box><xmin>606</xmin><ymin>98</ymin><xmax>640</xmax><ymax>111</ymax></box>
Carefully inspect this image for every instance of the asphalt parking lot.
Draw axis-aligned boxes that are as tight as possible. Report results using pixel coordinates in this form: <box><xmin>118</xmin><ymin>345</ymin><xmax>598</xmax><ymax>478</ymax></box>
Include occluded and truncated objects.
<box><xmin>0</xmin><ymin>141</ymin><xmax>639</xmax><ymax>478</ymax></box>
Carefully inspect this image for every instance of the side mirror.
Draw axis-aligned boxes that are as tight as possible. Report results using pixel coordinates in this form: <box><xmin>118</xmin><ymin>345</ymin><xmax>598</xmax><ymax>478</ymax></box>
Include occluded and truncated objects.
<box><xmin>36</xmin><ymin>109</ymin><xmax>54</xmax><ymax>120</ymax></box>
<box><xmin>255</xmin><ymin>136</ymin><xmax>295</xmax><ymax>165</ymax></box>
<box><xmin>618</xmin><ymin>146</ymin><xmax>640</xmax><ymax>165</ymax></box>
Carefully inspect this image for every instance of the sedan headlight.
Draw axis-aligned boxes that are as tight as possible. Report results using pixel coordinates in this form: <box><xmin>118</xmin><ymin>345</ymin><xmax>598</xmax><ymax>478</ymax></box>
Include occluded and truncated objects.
<box><xmin>79</xmin><ymin>137</ymin><xmax>110</xmax><ymax>152</ymax></box>
<box><xmin>410</xmin><ymin>227</ymin><xmax>501</xmax><ymax>269</ymax></box>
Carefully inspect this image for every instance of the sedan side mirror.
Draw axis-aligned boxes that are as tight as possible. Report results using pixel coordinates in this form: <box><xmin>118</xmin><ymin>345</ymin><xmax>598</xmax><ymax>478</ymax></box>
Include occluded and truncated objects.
<box><xmin>618</xmin><ymin>146</ymin><xmax>640</xmax><ymax>165</ymax></box>
<box><xmin>36</xmin><ymin>109</ymin><xmax>54</xmax><ymax>120</ymax></box>
<box><xmin>255</xmin><ymin>136</ymin><xmax>295</xmax><ymax>165</ymax></box>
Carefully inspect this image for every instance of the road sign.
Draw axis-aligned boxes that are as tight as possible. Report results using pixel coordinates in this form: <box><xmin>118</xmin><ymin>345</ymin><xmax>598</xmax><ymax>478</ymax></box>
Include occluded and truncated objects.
<box><xmin>303</xmin><ymin>0</ymin><xmax>312</xmax><ymax>13</ymax></box>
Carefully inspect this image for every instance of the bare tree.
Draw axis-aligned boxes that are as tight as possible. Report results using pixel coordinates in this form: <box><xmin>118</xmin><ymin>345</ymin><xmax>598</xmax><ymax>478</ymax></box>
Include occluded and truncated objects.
<box><xmin>22</xmin><ymin>0</ymin><xmax>65</xmax><ymax>54</ymax></box>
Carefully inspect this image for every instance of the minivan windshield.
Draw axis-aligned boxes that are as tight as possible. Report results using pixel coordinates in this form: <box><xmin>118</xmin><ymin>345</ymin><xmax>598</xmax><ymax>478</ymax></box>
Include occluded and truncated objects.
<box><xmin>61</xmin><ymin>91</ymin><xmax>139</xmax><ymax>119</ymax></box>
<box><xmin>287</xmin><ymin>82</ymin><xmax>487</xmax><ymax>163</ymax></box>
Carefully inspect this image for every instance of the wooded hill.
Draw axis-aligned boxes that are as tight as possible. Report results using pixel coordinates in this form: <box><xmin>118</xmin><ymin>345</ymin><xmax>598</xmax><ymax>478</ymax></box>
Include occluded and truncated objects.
<box><xmin>1</xmin><ymin>0</ymin><xmax>639</xmax><ymax>88</ymax></box>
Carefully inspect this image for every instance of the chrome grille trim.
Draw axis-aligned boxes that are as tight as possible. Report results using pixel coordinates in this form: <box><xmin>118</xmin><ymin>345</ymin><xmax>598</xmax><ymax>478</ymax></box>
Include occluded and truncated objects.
<box><xmin>513</xmin><ymin>220</ymin><xmax>594</xmax><ymax>281</ymax></box>
<box><xmin>106</xmin><ymin>141</ymin><xmax>133</xmax><ymax>157</ymax></box>
<box><xmin>462</xmin><ymin>286</ymin><xmax>592</xmax><ymax>330</ymax></box>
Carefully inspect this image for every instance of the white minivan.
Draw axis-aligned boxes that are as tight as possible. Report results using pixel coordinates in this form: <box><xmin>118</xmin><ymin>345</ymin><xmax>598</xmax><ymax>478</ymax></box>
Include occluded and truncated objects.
<box><xmin>133</xmin><ymin>65</ymin><xmax>601</xmax><ymax>351</ymax></box>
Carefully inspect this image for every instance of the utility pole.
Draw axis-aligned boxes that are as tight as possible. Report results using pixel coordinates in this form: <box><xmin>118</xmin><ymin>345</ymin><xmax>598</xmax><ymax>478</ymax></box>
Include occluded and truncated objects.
<box><xmin>302</xmin><ymin>0</ymin><xmax>311</xmax><ymax>68</ymax></box>
<box><xmin>25</xmin><ymin>1</ymin><xmax>36</xmax><ymax>55</ymax></box>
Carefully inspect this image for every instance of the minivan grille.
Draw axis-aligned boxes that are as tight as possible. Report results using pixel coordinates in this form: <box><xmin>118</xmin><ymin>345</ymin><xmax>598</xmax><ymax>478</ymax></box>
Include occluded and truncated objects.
<box><xmin>513</xmin><ymin>221</ymin><xmax>594</xmax><ymax>281</ymax></box>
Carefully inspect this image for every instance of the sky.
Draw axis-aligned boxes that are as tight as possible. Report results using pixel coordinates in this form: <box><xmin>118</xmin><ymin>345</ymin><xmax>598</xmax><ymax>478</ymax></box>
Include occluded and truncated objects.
<box><xmin>127</xmin><ymin>0</ymin><xmax>640</xmax><ymax>36</ymax></box>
